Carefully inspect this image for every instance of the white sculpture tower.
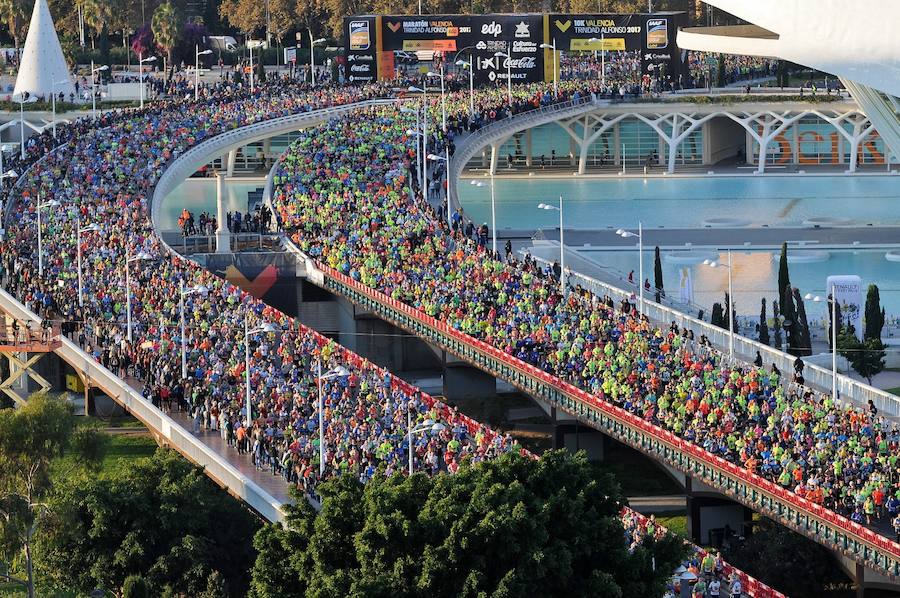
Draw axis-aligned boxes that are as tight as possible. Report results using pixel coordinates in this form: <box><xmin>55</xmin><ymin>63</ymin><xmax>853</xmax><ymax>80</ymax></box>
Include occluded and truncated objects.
<box><xmin>13</xmin><ymin>0</ymin><xmax>74</xmax><ymax>99</ymax></box>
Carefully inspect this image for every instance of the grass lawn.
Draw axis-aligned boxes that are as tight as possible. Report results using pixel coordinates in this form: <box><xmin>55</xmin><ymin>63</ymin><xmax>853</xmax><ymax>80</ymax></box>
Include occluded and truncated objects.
<box><xmin>653</xmin><ymin>511</ymin><xmax>688</xmax><ymax>538</ymax></box>
<box><xmin>886</xmin><ymin>387</ymin><xmax>900</xmax><ymax>397</ymax></box>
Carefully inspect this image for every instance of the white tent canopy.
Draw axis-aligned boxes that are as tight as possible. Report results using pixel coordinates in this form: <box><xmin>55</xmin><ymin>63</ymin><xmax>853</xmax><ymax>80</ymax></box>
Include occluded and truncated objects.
<box><xmin>13</xmin><ymin>0</ymin><xmax>74</xmax><ymax>99</ymax></box>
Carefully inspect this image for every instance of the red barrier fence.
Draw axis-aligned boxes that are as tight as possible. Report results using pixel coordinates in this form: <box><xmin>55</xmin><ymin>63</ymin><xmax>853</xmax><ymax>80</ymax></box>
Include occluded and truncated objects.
<box><xmin>317</xmin><ymin>262</ymin><xmax>900</xmax><ymax>569</ymax></box>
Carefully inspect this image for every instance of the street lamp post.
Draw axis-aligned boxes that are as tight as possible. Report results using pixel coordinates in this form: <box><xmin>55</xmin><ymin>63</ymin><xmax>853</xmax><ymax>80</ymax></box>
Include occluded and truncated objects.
<box><xmin>454</xmin><ymin>59</ymin><xmax>475</xmax><ymax>118</ymax></box>
<box><xmin>316</xmin><ymin>360</ymin><xmax>349</xmax><ymax>476</ymax></box>
<box><xmin>310</xmin><ymin>35</ymin><xmax>326</xmax><ymax>85</ymax></box>
<box><xmin>76</xmin><ymin>218</ymin><xmax>101</xmax><ymax>307</ymax></box>
<box><xmin>35</xmin><ymin>197</ymin><xmax>60</xmax><ymax>277</ymax></box>
<box><xmin>538</xmin><ymin>196</ymin><xmax>566</xmax><ymax>295</ymax></box>
<box><xmin>13</xmin><ymin>93</ymin><xmax>37</xmax><ymax>160</ymax></box>
<box><xmin>50</xmin><ymin>79</ymin><xmax>68</xmax><ymax>140</ymax></box>
<box><xmin>616</xmin><ymin>223</ymin><xmax>644</xmax><ymax>317</ymax></box>
<box><xmin>0</xmin><ymin>159</ymin><xmax>17</xmax><ymax>194</ymax></box>
<box><xmin>179</xmin><ymin>283</ymin><xmax>208</xmax><ymax>378</ymax></box>
<box><xmin>539</xmin><ymin>40</ymin><xmax>558</xmax><ymax>96</ymax></box>
<box><xmin>90</xmin><ymin>62</ymin><xmax>109</xmax><ymax>120</ymax></box>
<box><xmin>427</xmin><ymin>153</ymin><xmax>450</xmax><ymax>223</ymax></box>
<box><xmin>407</xmin><ymin>402</ymin><xmax>446</xmax><ymax>475</ymax></box>
<box><xmin>195</xmin><ymin>46</ymin><xmax>213</xmax><ymax>101</ymax></box>
<box><xmin>138</xmin><ymin>54</ymin><xmax>156</xmax><ymax>110</ymax></box>
<box><xmin>409</xmin><ymin>86</ymin><xmax>428</xmax><ymax>207</ymax></box>
<box><xmin>401</xmin><ymin>105</ymin><xmax>423</xmax><ymax>190</ymax></box>
<box><xmin>471</xmin><ymin>178</ymin><xmax>497</xmax><ymax>254</ymax></box>
<box><xmin>589</xmin><ymin>34</ymin><xmax>606</xmax><ymax>88</ymax></box>
<box><xmin>244</xmin><ymin>319</ymin><xmax>278</xmax><ymax>428</ymax></box>
<box><xmin>494</xmin><ymin>49</ymin><xmax>513</xmax><ymax>109</ymax></box>
<box><xmin>124</xmin><ymin>248</ymin><xmax>153</xmax><ymax>342</ymax></box>
<box><xmin>703</xmin><ymin>250</ymin><xmax>735</xmax><ymax>357</ymax></box>
<box><xmin>248</xmin><ymin>39</ymin><xmax>255</xmax><ymax>91</ymax></box>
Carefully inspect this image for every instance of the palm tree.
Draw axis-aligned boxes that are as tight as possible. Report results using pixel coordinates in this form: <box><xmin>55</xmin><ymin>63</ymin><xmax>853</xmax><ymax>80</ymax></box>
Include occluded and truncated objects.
<box><xmin>0</xmin><ymin>0</ymin><xmax>29</xmax><ymax>53</ymax></box>
<box><xmin>151</xmin><ymin>0</ymin><xmax>180</xmax><ymax>79</ymax></box>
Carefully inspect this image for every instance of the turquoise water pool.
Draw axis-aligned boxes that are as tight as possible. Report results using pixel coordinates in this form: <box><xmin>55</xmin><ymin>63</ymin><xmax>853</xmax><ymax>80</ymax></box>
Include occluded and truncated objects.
<box><xmin>578</xmin><ymin>248</ymin><xmax>900</xmax><ymax>320</ymax></box>
<box><xmin>157</xmin><ymin>179</ymin><xmax>265</xmax><ymax>231</ymax></box>
<box><xmin>458</xmin><ymin>175</ymin><xmax>900</xmax><ymax>230</ymax></box>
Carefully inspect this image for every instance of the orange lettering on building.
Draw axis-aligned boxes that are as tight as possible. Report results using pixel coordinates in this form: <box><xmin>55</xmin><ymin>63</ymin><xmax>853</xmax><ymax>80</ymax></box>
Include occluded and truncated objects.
<box><xmin>798</xmin><ymin>131</ymin><xmax>823</xmax><ymax>164</ymax></box>
<box><xmin>862</xmin><ymin>131</ymin><xmax>884</xmax><ymax>164</ymax></box>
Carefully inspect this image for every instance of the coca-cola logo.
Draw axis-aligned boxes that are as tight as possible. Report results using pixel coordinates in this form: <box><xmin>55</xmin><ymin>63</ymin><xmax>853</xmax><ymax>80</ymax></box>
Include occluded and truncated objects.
<box><xmin>499</xmin><ymin>55</ymin><xmax>536</xmax><ymax>69</ymax></box>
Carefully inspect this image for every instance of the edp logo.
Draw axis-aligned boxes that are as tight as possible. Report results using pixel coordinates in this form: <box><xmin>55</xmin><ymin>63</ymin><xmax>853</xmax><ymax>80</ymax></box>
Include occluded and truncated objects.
<box><xmin>481</xmin><ymin>21</ymin><xmax>502</xmax><ymax>37</ymax></box>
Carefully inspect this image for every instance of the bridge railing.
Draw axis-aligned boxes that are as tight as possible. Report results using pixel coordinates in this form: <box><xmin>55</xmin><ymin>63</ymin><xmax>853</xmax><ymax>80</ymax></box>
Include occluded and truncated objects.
<box><xmin>305</xmin><ymin>256</ymin><xmax>900</xmax><ymax>578</ymax></box>
<box><xmin>0</xmin><ymin>286</ymin><xmax>287</xmax><ymax>523</ymax></box>
<box><xmin>528</xmin><ymin>253</ymin><xmax>900</xmax><ymax>417</ymax></box>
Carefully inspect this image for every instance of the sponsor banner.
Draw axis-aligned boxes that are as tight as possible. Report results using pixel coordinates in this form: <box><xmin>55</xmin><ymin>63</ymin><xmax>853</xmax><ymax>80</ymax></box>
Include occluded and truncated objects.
<box><xmin>380</xmin><ymin>15</ymin><xmax>473</xmax><ymax>51</ymax></box>
<box><xmin>639</xmin><ymin>13</ymin><xmax>686</xmax><ymax>81</ymax></box>
<box><xmin>344</xmin><ymin>16</ymin><xmax>378</xmax><ymax>83</ymax></box>
<box><xmin>205</xmin><ymin>254</ymin><xmax>299</xmax><ymax>317</ymax></box>
<box><xmin>548</xmin><ymin>13</ymin><xmax>685</xmax><ymax>80</ymax></box>
<box><xmin>827</xmin><ymin>275</ymin><xmax>863</xmax><ymax>340</ymax></box>
<box><xmin>549</xmin><ymin>14</ymin><xmax>644</xmax><ymax>46</ymax></box>
<box><xmin>471</xmin><ymin>14</ymin><xmax>545</xmax><ymax>86</ymax></box>
<box><xmin>284</xmin><ymin>46</ymin><xmax>297</xmax><ymax>64</ymax></box>
<box><xmin>402</xmin><ymin>39</ymin><xmax>458</xmax><ymax>52</ymax></box>
<box><xmin>569</xmin><ymin>38</ymin><xmax>626</xmax><ymax>52</ymax></box>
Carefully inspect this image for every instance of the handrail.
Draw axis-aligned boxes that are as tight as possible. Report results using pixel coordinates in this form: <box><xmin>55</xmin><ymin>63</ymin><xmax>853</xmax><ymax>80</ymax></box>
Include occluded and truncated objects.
<box><xmin>448</xmin><ymin>99</ymin><xmax>900</xmax><ymax>418</ymax></box>
<box><xmin>289</xmin><ymin>244</ymin><xmax>900</xmax><ymax>577</ymax></box>
<box><xmin>528</xmin><ymin>252</ymin><xmax>900</xmax><ymax>418</ymax></box>
<box><xmin>0</xmin><ymin>287</ymin><xmax>288</xmax><ymax>523</ymax></box>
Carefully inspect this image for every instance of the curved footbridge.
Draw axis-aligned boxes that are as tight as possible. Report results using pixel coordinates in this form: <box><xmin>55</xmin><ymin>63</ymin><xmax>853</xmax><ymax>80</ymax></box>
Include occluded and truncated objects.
<box><xmin>263</xmin><ymin>101</ymin><xmax>900</xmax><ymax>591</ymax></box>
<box><xmin>0</xmin><ymin>98</ymin><xmax>883</xmax><ymax>597</ymax></box>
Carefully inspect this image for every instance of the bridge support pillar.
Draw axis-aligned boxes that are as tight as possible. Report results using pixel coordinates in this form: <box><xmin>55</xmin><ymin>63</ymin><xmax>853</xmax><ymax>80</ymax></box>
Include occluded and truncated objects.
<box><xmin>489</xmin><ymin>144</ymin><xmax>499</xmax><ymax>175</ymax></box>
<box><xmin>552</xmin><ymin>418</ymin><xmax>606</xmax><ymax>461</ymax></box>
<box><xmin>226</xmin><ymin>149</ymin><xmax>237</xmax><ymax>177</ymax></box>
<box><xmin>685</xmin><ymin>476</ymin><xmax>751</xmax><ymax>546</ymax></box>
<box><xmin>525</xmin><ymin>128</ymin><xmax>533</xmax><ymax>167</ymax></box>
<box><xmin>215</xmin><ymin>172</ymin><xmax>231</xmax><ymax>254</ymax></box>
<box><xmin>442</xmin><ymin>363</ymin><xmax>496</xmax><ymax>402</ymax></box>
<box><xmin>262</xmin><ymin>138</ymin><xmax>272</xmax><ymax>169</ymax></box>
<box><xmin>856</xmin><ymin>562</ymin><xmax>865</xmax><ymax>598</ymax></box>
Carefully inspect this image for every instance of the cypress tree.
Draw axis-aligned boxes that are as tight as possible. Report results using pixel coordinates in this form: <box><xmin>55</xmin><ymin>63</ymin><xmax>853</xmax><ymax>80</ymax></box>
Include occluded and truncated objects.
<box><xmin>864</xmin><ymin>284</ymin><xmax>885</xmax><ymax>341</ymax></box>
<box><xmin>759</xmin><ymin>298</ymin><xmax>770</xmax><ymax>346</ymax></box>
<box><xmin>828</xmin><ymin>293</ymin><xmax>843</xmax><ymax>350</ymax></box>
<box><xmin>773</xmin><ymin>299</ymin><xmax>783</xmax><ymax>350</ymax></box>
<box><xmin>711</xmin><ymin>302</ymin><xmax>725</xmax><ymax>330</ymax></box>
<box><xmin>792</xmin><ymin>287</ymin><xmax>812</xmax><ymax>356</ymax></box>
<box><xmin>778</xmin><ymin>242</ymin><xmax>791</xmax><ymax>316</ymax></box>
<box><xmin>654</xmin><ymin>246</ymin><xmax>664</xmax><ymax>303</ymax></box>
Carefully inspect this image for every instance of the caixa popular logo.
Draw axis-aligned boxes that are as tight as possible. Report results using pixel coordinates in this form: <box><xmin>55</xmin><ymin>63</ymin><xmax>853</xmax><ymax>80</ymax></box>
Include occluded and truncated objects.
<box><xmin>481</xmin><ymin>21</ymin><xmax>502</xmax><ymax>37</ymax></box>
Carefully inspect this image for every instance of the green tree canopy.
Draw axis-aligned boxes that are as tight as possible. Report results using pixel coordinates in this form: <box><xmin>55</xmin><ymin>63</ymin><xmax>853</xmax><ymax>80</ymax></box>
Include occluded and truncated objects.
<box><xmin>0</xmin><ymin>394</ymin><xmax>105</xmax><ymax>598</ymax></box>
<box><xmin>34</xmin><ymin>449</ymin><xmax>260</xmax><ymax>597</ymax></box>
<box><xmin>864</xmin><ymin>284</ymin><xmax>885</xmax><ymax>342</ymax></box>
<box><xmin>250</xmin><ymin>450</ymin><xmax>687</xmax><ymax>598</ymax></box>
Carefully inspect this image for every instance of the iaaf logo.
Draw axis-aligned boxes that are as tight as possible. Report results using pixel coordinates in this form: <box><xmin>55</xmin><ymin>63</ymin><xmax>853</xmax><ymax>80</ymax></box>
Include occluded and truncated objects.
<box><xmin>498</xmin><ymin>55</ymin><xmax>536</xmax><ymax>69</ymax></box>
<box><xmin>481</xmin><ymin>21</ymin><xmax>502</xmax><ymax>37</ymax></box>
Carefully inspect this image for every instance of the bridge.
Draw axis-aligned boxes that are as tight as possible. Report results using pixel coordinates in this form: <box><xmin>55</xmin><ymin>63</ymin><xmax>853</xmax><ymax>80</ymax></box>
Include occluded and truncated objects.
<box><xmin>261</xmin><ymin>100</ymin><xmax>900</xmax><ymax>591</ymax></box>
<box><xmin>0</xmin><ymin>91</ymin><xmax>875</xmax><ymax>597</ymax></box>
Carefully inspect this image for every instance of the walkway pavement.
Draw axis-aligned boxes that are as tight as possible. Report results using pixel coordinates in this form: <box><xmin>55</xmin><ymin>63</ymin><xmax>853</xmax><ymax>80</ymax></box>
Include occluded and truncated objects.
<box><xmin>503</xmin><ymin>226</ymin><xmax>900</xmax><ymax>249</ymax></box>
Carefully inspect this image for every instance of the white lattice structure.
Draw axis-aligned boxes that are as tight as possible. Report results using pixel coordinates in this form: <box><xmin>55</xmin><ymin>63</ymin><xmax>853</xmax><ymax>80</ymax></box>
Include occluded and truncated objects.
<box><xmin>13</xmin><ymin>0</ymin><xmax>74</xmax><ymax>100</ymax></box>
<box><xmin>465</xmin><ymin>102</ymin><xmax>882</xmax><ymax>175</ymax></box>
<box><xmin>677</xmin><ymin>0</ymin><xmax>900</xmax><ymax>164</ymax></box>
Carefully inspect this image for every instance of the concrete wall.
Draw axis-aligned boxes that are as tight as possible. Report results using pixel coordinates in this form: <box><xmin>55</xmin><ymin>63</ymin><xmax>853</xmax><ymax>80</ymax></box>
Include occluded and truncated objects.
<box><xmin>705</xmin><ymin>117</ymin><xmax>748</xmax><ymax>164</ymax></box>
